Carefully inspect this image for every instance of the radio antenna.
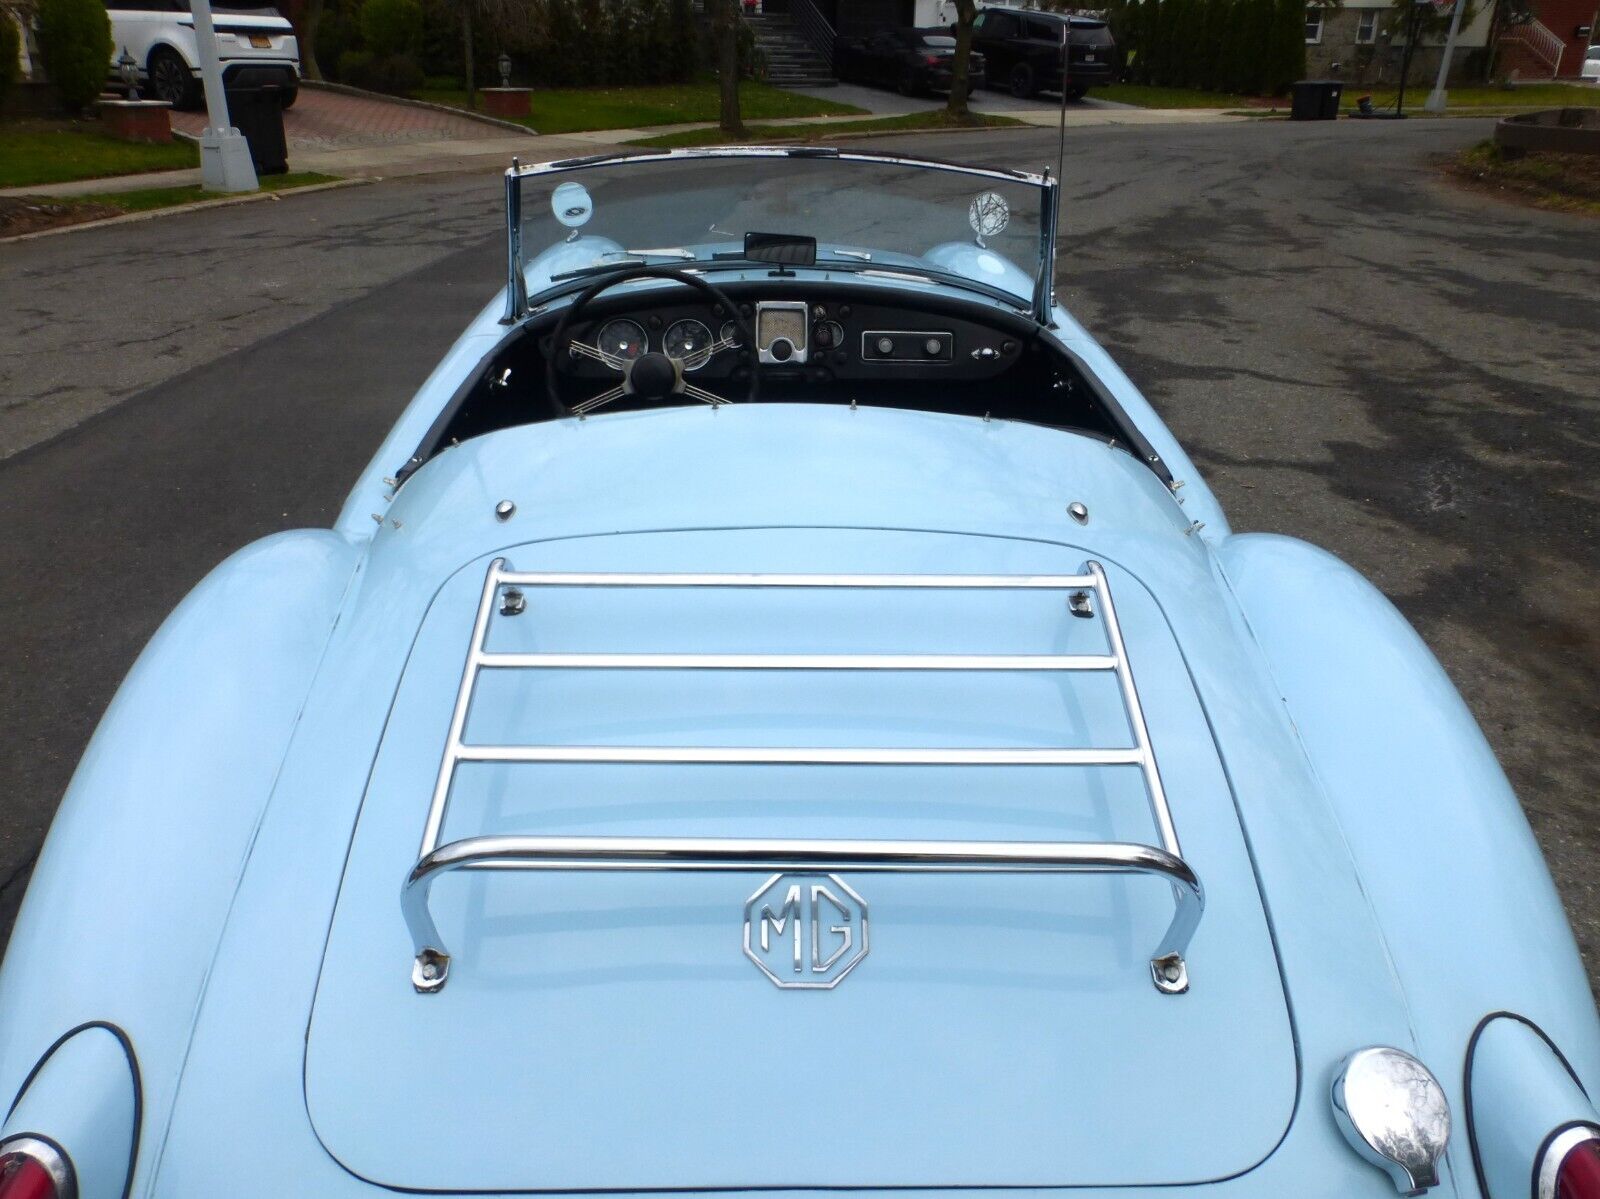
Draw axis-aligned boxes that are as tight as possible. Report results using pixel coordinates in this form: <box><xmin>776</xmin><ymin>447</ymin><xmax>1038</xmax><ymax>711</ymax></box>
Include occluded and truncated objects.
<box><xmin>1055</xmin><ymin>19</ymin><xmax>1069</xmax><ymax>191</ymax></box>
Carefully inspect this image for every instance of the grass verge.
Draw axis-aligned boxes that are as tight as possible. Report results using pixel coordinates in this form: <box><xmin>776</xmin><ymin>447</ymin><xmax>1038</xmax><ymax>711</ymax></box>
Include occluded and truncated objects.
<box><xmin>1346</xmin><ymin>83</ymin><xmax>1600</xmax><ymax>111</ymax></box>
<box><xmin>0</xmin><ymin>173</ymin><xmax>341</xmax><ymax>238</ymax></box>
<box><xmin>0</xmin><ymin>119</ymin><xmax>199</xmax><ymax>189</ymax></box>
<box><xmin>629</xmin><ymin>109</ymin><xmax>1025</xmax><ymax>148</ymax></box>
<box><xmin>1093</xmin><ymin>84</ymin><xmax>1268</xmax><ymax>108</ymax></box>
<box><xmin>1445</xmin><ymin>139</ymin><xmax>1600</xmax><ymax>216</ymax></box>
<box><xmin>414</xmin><ymin>81</ymin><xmax>866</xmax><ymax>134</ymax></box>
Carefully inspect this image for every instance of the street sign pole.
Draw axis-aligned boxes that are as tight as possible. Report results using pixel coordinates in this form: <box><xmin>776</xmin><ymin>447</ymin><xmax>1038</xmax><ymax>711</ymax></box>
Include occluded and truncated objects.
<box><xmin>192</xmin><ymin>0</ymin><xmax>257</xmax><ymax>191</ymax></box>
<box><xmin>1423</xmin><ymin>0</ymin><xmax>1466</xmax><ymax>112</ymax></box>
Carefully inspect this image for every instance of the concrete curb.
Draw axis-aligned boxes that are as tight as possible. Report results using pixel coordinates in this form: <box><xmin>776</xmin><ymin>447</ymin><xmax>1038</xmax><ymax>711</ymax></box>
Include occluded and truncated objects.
<box><xmin>0</xmin><ymin>177</ymin><xmax>369</xmax><ymax>245</ymax></box>
<box><xmin>300</xmin><ymin>79</ymin><xmax>540</xmax><ymax>137</ymax></box>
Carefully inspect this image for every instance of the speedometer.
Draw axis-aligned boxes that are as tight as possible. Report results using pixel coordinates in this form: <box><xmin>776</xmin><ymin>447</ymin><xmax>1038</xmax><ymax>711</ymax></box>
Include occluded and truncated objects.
<box><xmin>595</xmin><ymin>318</ymin><xmax>647</xmax><ymax>362</ymax></box>
<box><xmin>663</xmin><ymin>319</ymin><xmax>714</xmax><ymax>370</ymax></box>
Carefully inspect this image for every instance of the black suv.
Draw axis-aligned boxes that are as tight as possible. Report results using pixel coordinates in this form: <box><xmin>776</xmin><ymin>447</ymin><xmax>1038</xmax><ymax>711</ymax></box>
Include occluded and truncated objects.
<box><xmin>970</xmin><ymin>8</ymin><xmax>1115</xmax><ymax>100</ymax></box>
<box><xmin>835</xmin><ymin>27</ymin><xmax>988</xmax><ymax>97</ymax></box>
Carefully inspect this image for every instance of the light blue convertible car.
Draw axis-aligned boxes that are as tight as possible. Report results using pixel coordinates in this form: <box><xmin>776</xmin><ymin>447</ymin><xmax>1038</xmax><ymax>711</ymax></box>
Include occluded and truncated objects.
<box><xmin>1</xmin><ymin>148</ymin><xmax>1597</xmax><ymax>1199</ymax></box>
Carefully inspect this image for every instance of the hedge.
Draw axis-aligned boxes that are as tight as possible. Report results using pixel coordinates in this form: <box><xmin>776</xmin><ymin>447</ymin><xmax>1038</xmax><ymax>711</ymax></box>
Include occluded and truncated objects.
<box><xmin>1103</xmin><ymin>0</ymin><xmax>1308</xmax><ymax>94</ymax></box>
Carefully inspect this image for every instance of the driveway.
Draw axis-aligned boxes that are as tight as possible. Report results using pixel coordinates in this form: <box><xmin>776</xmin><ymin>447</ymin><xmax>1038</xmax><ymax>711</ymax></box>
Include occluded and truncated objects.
<box><xmin>168</xmin><ymin>83</ymin><xmax>510</xmax><ymax>150</ymax></box>
<box><xmin>0</xmin><ymin>118</ymin><xmax>1596</xmax><ymax>995</ymax></box>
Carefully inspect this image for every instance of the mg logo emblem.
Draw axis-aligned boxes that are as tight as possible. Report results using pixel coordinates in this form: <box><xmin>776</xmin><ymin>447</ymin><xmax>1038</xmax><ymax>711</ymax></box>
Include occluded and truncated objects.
<box><xmin>743</xmin><ymin>873</ymin><xmax>868</xmax><ymax>989</ymax></box>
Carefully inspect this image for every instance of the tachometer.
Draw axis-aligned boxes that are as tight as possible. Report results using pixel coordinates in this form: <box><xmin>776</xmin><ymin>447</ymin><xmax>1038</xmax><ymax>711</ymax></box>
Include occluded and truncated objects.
<box><xmin>663</xmin><ymin>318</ymin><xmax>714</xmax><ymax>370</ymax></box>
<box><xmin>720</xmin><ymin>321</ymin><xmax>742</xmax><ymax>348</ymax></box>
<box><xmin>595</xmin><ymin>318</ymin><xmax>648</xmax><ymax>362</ymax></box>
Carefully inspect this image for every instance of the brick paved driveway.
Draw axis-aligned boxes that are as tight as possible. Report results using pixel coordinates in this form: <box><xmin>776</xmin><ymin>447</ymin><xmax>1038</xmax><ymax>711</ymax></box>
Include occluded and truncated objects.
<box><xmin>170</xmin><ymin>85</ymin><xmax>498</xmax><ymax>149</ymax></box>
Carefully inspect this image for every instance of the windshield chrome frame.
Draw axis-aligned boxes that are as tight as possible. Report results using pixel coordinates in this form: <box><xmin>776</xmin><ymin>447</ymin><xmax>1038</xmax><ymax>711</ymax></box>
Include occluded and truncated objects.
<box><xmin>500</xmin><ymin>147</ymin><xmax>1059</xmax><ymax>327</ymax></box>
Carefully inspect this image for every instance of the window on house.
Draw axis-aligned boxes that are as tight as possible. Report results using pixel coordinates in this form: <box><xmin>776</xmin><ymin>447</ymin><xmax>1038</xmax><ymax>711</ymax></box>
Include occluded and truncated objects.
<box><xmin>1356</xmin><ymin>9</ymin><xmax>1378</xmax><ymax>42</ymax></box>
<box><xmin>1305</xmin><ymin>5</ymin><xmax>1323</xmax><ymax>42</ymax></box>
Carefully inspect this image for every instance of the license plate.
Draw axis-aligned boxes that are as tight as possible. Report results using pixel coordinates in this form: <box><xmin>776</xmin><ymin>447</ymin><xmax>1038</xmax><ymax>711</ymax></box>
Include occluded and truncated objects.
<box><xmin>249</xmin><ymin>34</ymin><xmax>271</xmax><ymax>47</ymax></box>
<box><xmin>1084</xmin><ymin>51</ymin><xmax>1096</xmax><ymax>61</ymax></box>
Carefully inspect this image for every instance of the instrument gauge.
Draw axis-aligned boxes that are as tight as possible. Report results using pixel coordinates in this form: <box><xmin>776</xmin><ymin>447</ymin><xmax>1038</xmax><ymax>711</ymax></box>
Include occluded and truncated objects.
<box><xmin>595</xmin><ymin>318</ymin><xmax>648</xmax><ymax>363</ymax></box>
<box><xmin>663</xmin><ymin>318</ymin><xmax>714</xmax><ymax>370</ymax></box>
<box><xmin>719</xmin><ymin>321</ymin><xmax>743</xmax><ymax>348</ymax></box>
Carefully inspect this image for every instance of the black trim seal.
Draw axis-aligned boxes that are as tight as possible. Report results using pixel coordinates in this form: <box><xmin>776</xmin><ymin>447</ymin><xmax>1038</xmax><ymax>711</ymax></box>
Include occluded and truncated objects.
<box><xmin>1463</xmin><ymin>1011</ymin><xmax>1590</xmax><ymax>1199</ymax></box>
<box><xmin>4</xmin><ymin>1021</ymin><xmax>142</xmax><ymax>1199</ymax></box>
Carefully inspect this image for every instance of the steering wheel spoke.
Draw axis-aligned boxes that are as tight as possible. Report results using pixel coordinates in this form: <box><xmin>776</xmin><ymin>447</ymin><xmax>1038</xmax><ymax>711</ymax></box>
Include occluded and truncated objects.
<box><xmin>681</xmin><ymin>381</ymin><xmax>730</xmax><ymax>407</ymax></box>
<box><xmin>572</xmin><ymin>383</ymin><xmax>629</xmax><ymax>416</ymax></box>
<box><xmin>568</xmin><ymin>340</ymin><xmax>626</xmax><ymax>371</ymax></box>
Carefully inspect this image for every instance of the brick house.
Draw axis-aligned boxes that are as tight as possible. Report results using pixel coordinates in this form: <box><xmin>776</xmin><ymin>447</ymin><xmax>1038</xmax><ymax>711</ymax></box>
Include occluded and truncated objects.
<box><xmin>1304</xmin><ymin>0</ymin><xmax>1497</xmax><ymax>86</ymax></box>
<box><xmin>1497</xmin><ymin>0</ymin><xmax>1597</xmax><ymax>77</ymax></box>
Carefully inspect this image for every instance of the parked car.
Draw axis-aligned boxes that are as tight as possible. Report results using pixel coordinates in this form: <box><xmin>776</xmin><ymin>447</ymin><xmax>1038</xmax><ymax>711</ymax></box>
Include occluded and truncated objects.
<box><xmin>1</xmin><ymin>146</ymin><xmax>1599</xmax><ymax>1197</ymax></box>
<box><xmin>835</xmin><ymin>26</ymin><xmax>987</xmax><ymax>96</ymax></box>
<box><xmin>971</xmin><ymin>7</ymin><xmax>1115</xmax><ymax>99</ymax></box>
<box><xmin>1583</xmin><ymin>43</ymin><xmax>1600</xmax><ymax>80</ymax></box>
<box><xmin>104</xmin><ymin>0</ymin><xmax>299</xmax><ymax>109</ymax></box>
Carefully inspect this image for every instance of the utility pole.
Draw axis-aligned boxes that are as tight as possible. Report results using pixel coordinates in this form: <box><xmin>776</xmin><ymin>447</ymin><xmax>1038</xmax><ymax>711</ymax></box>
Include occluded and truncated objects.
<box><xmin>1423</xmin><ymin>0</ymin><xmax>1466</xmax><ymax>112</ymax></box>
<box><xmin>192</xmin><ymin>0</ymin><xmax>258</xmax><ymax>190</ymax></box>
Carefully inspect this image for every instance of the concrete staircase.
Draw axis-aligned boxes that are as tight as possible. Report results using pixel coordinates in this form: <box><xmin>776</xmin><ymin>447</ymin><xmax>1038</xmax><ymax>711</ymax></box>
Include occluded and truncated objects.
<box><xmin>746</xmin><ymin>13</ymin><xmax>837</xmax><ymax>88</ymax></box>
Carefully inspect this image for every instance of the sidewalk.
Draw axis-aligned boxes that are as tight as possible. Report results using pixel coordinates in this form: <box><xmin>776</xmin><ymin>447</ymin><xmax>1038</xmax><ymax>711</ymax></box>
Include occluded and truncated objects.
<box><xmin>1</xmin><ymin>103</ymin><xmax>1246</xmax><ymax>200</ymax></box>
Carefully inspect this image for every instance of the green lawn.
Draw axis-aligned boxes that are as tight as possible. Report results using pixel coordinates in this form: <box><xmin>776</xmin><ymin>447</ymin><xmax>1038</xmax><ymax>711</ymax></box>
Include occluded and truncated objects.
<box><xmin>1094</xmin><ymin>83</ymin><xmax>1266</xmax><ymax>108</ymax></box>
<box><xmin>77</xmin><ymin>171</ymin><xmax>339</xmax><ymax>212</ymax></box>
<box><xmin>414</xmin><ymin>81</ymin><xmax>866</xmax><ymax>134</ymax></box>
<box><xmin>0</xmin><ymin>120</ymin><xmax>199</xmax><ymax>189</ymax></box>
<box><xmin>629</xmin><ymin>109</ymin><xmax>1023</xmax><ymax>149</ymax></box>
<box><xmin>1344</xmin><ymin>83</ymin><xmax>1600</xmax><ymax>109</ymax></box>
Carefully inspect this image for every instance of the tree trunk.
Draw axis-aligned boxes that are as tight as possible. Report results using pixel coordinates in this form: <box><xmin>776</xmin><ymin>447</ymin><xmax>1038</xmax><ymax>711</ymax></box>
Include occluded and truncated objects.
<box><xmin>714</xmin><ymin>0</ymin><xmax>744</xmax><ymax>135</ymax></box>
<box><xmin>300</xmin><ymin>0</ymin><xmax>324</xmax><ymax>80</ymax></box>
<box><xmin>944</xmin><ymin>0</ymin><xmax>977</xmax><ymax>118</ymax></box>
<box><xmin>463</xmin><ymin>0</ymin><xmax>476</xmax><ymax>109</ymax></box>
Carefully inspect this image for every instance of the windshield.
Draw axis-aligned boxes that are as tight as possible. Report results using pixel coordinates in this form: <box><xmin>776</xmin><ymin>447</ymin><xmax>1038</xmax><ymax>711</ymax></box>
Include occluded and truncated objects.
<box><xmin>510</xmin><ymin>149</ymin><xmax>1054</xmax><ymax>316</ymax></box>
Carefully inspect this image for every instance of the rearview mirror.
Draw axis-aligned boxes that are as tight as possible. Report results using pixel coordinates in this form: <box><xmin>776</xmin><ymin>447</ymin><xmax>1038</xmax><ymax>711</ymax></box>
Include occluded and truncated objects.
<box><xmin>744</xmin><ymin>231</ymin><xmax>818</xmax><ymax>267</ymax></box>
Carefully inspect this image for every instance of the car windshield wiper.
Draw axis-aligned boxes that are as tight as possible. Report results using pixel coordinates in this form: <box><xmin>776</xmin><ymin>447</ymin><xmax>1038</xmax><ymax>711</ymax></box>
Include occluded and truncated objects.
<box><xmin>549</xmin><ymin>249</ymin><xmax>700</xmax><ymax>283</ymax></box>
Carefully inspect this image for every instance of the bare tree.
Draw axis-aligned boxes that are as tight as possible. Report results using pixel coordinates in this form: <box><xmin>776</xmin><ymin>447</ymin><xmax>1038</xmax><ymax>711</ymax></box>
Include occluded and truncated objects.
<box><xmin>712</xmin><ymin>0</ymin><xmax>744</xmax><ymax>135</ymax></box>
<box><xmin>944</xmin><ymin>0</ymin><xmax>977</xmax><ymax>118</ymax></box>
<box><xmin>299</xmin><ymin>0</ymin><xmax>324</xmax><ymax>78</ymax></box>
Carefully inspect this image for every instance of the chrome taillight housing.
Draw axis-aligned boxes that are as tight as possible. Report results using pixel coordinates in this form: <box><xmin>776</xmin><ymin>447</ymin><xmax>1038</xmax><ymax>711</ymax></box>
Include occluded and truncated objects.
<box><xmin>1540</xmin><ymin>1126</ymin><xmax>1600</xmax><ymax>1199</ymax></box>
<box><xmin>0</xmin><ymin>1137</ymin><xmax>74</xmax><ymax>1199</ymax></box>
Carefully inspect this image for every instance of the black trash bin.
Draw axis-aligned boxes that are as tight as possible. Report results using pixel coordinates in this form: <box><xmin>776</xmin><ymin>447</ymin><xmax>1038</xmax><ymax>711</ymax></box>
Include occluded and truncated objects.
<box><xmin>224</xmin><ymin>82</ymin><xmax>288</xmax><ymax>175</ymax></box>
<box><xmin>1290</xmin><ymin>79</ymin><xmax>1343</xmax><ymax>120</ymax></box>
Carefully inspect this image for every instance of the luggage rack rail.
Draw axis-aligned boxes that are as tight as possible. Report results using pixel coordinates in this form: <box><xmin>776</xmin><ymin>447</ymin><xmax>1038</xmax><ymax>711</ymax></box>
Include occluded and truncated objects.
<box><xmin>402</xmin><ymin>559</ymin><xmax>1205</xmax><ymax>996</ymax></box>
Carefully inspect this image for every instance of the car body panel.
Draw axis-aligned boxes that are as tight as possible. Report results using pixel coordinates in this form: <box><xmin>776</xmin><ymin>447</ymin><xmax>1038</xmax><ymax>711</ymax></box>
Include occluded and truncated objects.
<box><xmin>105</xmin><ymin>0</ymin><xmax>299</xmax><ymax>92</ymax></box>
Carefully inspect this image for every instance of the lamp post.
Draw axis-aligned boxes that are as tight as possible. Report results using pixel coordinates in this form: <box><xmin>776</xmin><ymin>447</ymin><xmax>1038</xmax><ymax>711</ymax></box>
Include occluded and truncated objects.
<box><xmin>192</xmin><ymin>0</ymin><xmax>258</xmax><ymax>191</ymax></box>
<box><xmin>117</xmin><ymin>46</ymin><xmax>140</xmax><ymax>100</ymax></box>
<box><xmin>498</xmin><ymin>51</ymin><xmax>512</xmax><ymax>88</ymax></box>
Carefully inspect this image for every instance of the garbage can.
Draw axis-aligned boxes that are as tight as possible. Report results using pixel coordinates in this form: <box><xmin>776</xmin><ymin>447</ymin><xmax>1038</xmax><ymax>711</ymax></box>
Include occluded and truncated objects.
<box><xmin>1291</xmin><ymin>79</ymin><xmax>1343</xmax><ymax>120</ymax></box>
<box><xmin>223</xmin><ymin>81</ymin><xmax>288</xmax><ymax>175</ymax></box>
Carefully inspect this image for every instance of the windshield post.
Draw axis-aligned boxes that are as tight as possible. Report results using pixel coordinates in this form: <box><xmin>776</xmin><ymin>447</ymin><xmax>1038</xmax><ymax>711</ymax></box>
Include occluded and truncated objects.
<box><xmin>1034</xmin><ymin>171</ymin><xmax>1058</xmax><ymax>326</ymax></box>
<box><xmin>502</xmin><ymin>163</ymin><xmax>527</xmax><ymax>325</ymax></box>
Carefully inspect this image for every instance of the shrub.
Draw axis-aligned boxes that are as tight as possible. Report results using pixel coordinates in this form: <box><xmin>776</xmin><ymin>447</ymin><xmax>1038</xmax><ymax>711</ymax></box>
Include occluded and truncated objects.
<box><xmin>359</xmin><ymin>0</ymin><xmax>422</xmax><ymax>59</ymax></box>
<box><xmin>1</xmin><ymin>9</ymin><xmax>22</xmax><ymax>113</ymax></box>
<box><xmin>338</xmin><ymin>46</ymin><xmax>423</xmax><ymax>93</ymax></box>
<box><xmin>36</xmin><ymin>0</ymin><xmax>113</xmax><ymax>114</ymax></box>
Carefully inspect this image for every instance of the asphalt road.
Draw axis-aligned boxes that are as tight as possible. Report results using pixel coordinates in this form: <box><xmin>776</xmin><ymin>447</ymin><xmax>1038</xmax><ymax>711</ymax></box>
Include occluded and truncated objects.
<box><xmin>1</xmin><ymin>118</ymin><xmax>1596</xmax><ymax>993</ymax></box>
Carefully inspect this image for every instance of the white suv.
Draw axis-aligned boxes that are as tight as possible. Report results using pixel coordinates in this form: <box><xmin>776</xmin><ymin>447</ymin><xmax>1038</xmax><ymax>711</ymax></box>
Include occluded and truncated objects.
<box><xmin>1583</xmin><ymin>44</ymin><xmax>1599</xmax><ymax>82</ymax></box>
<box><xmin>105</xmin><ymin>0</ymin><xmax>300</xmax><ymax>110</ymax></box>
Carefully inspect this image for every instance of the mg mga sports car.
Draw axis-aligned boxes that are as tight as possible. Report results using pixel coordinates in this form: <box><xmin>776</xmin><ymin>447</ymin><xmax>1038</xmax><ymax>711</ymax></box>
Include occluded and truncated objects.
<box><xmin>0</xmin><ymin>148</ymin><xmax>1597</xmax><ymax>1199</ymax></box>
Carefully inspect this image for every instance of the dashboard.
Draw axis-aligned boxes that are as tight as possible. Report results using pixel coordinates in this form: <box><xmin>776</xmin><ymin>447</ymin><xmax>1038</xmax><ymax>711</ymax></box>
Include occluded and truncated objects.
<box><xmin>562</xmin><ymin>292</ymin><xmax>1029</xmax><ymax>388</ymax></box>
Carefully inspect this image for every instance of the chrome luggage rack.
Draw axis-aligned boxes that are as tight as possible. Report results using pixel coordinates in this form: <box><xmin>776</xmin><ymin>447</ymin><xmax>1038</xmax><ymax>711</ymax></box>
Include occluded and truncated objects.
<box><xmin>401</xmin><ymin>559</ymin><xmax>1205</xmax><ymax>995</ymax></box>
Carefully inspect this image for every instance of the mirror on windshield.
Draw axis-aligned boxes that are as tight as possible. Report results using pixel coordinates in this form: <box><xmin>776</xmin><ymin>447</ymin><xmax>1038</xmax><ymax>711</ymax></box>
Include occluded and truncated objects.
<box><xmin>744</xmin><ymin>231</ymin><xmax>818</xmax><ymax>267</ymax></box>
<box><xmin>551</xmin><ymin>181</ymin><xmax>594</xmax><ymax>228</ymax></box>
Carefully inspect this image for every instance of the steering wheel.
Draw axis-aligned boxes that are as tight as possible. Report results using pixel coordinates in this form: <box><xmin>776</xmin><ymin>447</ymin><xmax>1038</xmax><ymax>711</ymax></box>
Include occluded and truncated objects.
<box><xmin>546</xmin><ymin>265</ymin><xmax>758</xmax><ymax>416</ymax></box>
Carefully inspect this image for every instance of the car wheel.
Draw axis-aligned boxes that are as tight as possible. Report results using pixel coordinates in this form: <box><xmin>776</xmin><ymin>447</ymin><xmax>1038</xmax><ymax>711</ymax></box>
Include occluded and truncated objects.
<box><xmin>897</xmin><ymin>67</ymin><xmax>919</xmax><ymax>96</ymax></box>
<box><xmin>1009</xmin><ymin>63</ymin><xmax>1036</xmax><ymax>99</ymax></box>
<box><xmin>147</xmin><ymin>47</ymin><xmax>201</xmax><ymax>109</ymax></box>
<box><xmin>279</xmin><ymin>86</ymin><xmax>298</xmax><ymax>109</ymax></box>
<box><xmin>1065</xmin><ymin>84</ymin><xmax>1087</xmax><ymax>100</ymax></box>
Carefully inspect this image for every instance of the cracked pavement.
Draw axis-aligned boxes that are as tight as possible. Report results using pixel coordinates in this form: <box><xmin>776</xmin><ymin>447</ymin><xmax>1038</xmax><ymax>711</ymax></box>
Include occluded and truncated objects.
<box><xmin>0</xmin><ymin>122</ymin><xmax>1596</xmax><ymax>997</ymax></box>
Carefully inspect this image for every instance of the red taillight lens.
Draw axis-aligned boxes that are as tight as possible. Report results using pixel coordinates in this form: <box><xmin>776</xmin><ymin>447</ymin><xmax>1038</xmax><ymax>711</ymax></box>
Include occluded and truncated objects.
<box><xmin>924</xmin><ymin>54</ymin><xmax>942</xmax><ymax>65</ymax></box>
<box><xmin>0</xmin><ymin>1152</ymin><xmax>60</xmax><ymax>1199</ymax></box>
<box><xmin>1559</xmin><ymin>1138</ymin><xmax>1600</xmax><ymax>1199</ymax></box>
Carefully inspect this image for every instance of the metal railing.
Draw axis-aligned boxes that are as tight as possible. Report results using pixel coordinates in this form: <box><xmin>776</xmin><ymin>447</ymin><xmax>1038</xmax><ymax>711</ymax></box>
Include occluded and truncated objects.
<box><xmin>1499</xmin><ymin>17</ymin><xmax>1565</xmax><ymax>77</ymax></box>
<box><xmin>401</xmin><ymin>559</ymin><xmax>1206</xmax><ymax>997</ymax></box>
<box><xmin>777</xmin><ymin>0</ymin><xmax>838</xmax><ymax>72</ymax></box>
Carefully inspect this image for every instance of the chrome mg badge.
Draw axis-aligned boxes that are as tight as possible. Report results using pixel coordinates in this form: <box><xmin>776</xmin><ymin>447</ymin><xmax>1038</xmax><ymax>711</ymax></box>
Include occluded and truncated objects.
<box><xmin>743</xmin><ymin>874</ymin><xmax>868</xmax><ymax>989</ymax></box>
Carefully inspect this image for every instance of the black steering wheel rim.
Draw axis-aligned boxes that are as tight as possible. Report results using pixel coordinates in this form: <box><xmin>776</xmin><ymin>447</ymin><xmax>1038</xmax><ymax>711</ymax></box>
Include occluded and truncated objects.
<box><xmin>545</xmin><ymin>265</ymin><xmax>759</xmax><ymax>415</ymax></box>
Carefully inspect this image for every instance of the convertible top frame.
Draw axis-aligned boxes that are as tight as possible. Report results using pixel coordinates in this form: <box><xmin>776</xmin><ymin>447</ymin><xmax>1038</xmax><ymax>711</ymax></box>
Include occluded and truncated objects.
<box><xmin>501</xmin><ymin>147</ymin><xmax>1061</xmax><ymax>327</ymax></box>
<box><xmin>400</xmin><ymin>557</ymin><xmax>1205</xmax><ymax>997</ymax></box>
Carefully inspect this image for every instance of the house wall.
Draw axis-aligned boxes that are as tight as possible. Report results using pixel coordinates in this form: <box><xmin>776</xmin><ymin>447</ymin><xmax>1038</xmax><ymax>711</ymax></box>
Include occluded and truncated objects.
<box><xmin>1532</xmin><ymin>0</ymin><xmax>1598</xmax><ymax>75</ymax></box>
<box><xmin>1304</xmin><ymin>1</ymin><xmax>1493</xmax><ymax>86</ymax></box>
